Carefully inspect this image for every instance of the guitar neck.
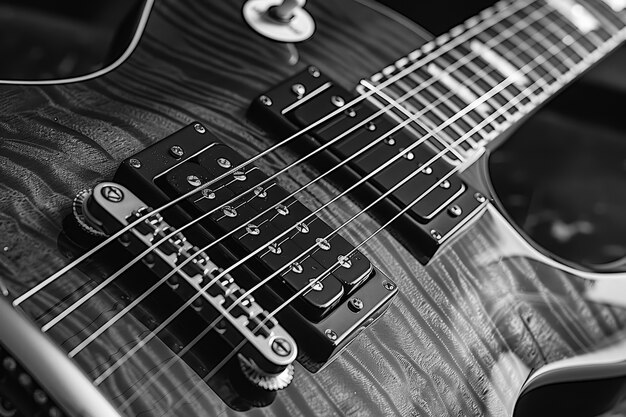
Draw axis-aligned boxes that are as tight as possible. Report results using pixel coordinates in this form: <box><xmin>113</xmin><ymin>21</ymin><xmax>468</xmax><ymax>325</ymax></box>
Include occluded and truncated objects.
<box><xmin>362</xmin><ymin>0</ymin><xmax>626</xmax><ymax>162</ymax></box>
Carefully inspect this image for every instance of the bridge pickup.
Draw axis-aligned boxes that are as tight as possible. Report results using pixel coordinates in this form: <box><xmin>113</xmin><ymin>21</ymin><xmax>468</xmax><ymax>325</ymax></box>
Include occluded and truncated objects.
<box><xmin>249</xmin><ymin>68</ymin><xmax>488</xmax><ymax>263</ymax></box>
<box><xmin>112</xmin><ymin>123</ymin><xmax>398</xmax><ymax>371</ymax></box>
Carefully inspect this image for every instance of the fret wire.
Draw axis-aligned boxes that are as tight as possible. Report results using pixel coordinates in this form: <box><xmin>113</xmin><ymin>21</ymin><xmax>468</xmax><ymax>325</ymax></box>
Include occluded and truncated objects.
<box><xmin>513</xmin><ymin>6</ymin><xmax>581</xmax><ymax>68</ymax></box>
<box><xmin>404</xmin><ymin>66</ymin><xmax>484</xmax><ymax>150</ymax></box>
<box><xmin>452</xmin><ymin>43</ymin><xmax>531</xmax><ymax>108</ymax></box>
<box><xmin>398</xmin><ymin>77</ymin><xmax>479</xmax><ymax>151</ymax></box>
<box><xmin>436</xmin><ymin>49</ymin><xmax>519</xmax><ymax>125</ymax></box>
<box><xmin>380</xmin><ymin>81</ymin><xmax>469</xmax><ymax>159</ymax></box>
<box><xmin>527</xmin><ymin>4</ymin><xmax>590</xmax><ymax>59</ymax></box>
<box><xmin>407</xmin><ymin>71</ymin><xmax>494</xmax><ymax>149</ymax></box>
<box><xmin>398</xmin><ymin>73</ymin><xmax>482</xmax><ymax>147</ymax></box>
<box><xmin>503</xmin><ymin>14</ymin><xmax>572</xmax><ymax>74</ymax></box>
<box><xmin>543</xmin><ymin>5</ymin><xmax>600</xmax><ymax>52</ymax></box>
<box><xmin>544</xmin><ymin>0</ymin><xmax>607</xmax><ymax>47</ymax></box>
<box><xmin>492</xmin><ymin>20</ymin><xmax>563</xmax><ymax>83</ymax></box>
<box><xmin>476</xmin><ymin>26</ymin><xmax>551</xmax><ymax>88</ymax></box>
<box><xmin>371</xmin><ymin>83</ymin><xmax>466</xmax><ymax>161</ymax></box>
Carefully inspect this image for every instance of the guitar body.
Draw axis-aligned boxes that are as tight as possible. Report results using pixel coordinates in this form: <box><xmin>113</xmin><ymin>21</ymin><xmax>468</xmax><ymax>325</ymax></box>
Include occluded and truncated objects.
<box><xmin>1</xmin><ymin>1</ymin><xmax>625</xmax><ymax>416</ymax></box>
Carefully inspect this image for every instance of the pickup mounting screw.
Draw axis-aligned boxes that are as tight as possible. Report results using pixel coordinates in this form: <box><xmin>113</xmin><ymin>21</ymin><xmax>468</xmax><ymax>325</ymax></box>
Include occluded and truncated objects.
<box><xmin>217</xmin><ymin>157</ymin><xmax>232</xmax><ymax>169</ymax></box>
<box><xmin>421</xmin><ymin>166</ymin><xmax>433</xmax><ymax>175</ymax></box>
<box><xmin>430</xmin><ymin>229</ymin><xmax>442</xmax><ymax>240</ymax></box>
<box><xmin>348</xmin><ymin>297</ymin><xmax>364</xmax><ymax>312</ymax></box>
<box><xmin>129</xmin><ymin>158</ymin><xmax>142</xmax><ymax>169</ymax></box>
<box><xmin>260</xmin><ymin>95</ymin><xmax>273</xmax><ymax>106</ymax></box>
<box><xmin>271</xmin><ymin>337</ymin><xmax>293</xmax><ymax>357</ymax></box>
<box><xmin>475</xmin><ymin>192</ymin><xmax>487</xmax><ymax>203</ymax></box>
<box><xmin>440</xmin><ymin>180</ymin><xmax>451</xmax><ymax>189</ymax></box>
<box><xmin>383</xmin><ymin>281</ymin><xmax>396</xmax><ymax>291</ymax></box>
<box><xmin>169</xmin><ymin>145</ymin><xmax>184</xmax><ymax>158</ymax></box>
<box><xmin>325</xmin><ymin>329</ymin><xmax>338</xmax><ymax>341</ymax></box>
<box><xmin>384</xmin><ymin>136</ymin><xmax>396</xmax><ymax>146</ymax></box>
<box><xmin>331</xmin><ymin>95</ymin><xmax>345</xmax><ymax>107</ymax></box>
<box><xmin>187</xmin><ymin>175</ymin><xmax>202</xmax><ymax>187</ymax></box>
<box><xmin>291</xmin><ymin>83</ymin><xmax>306</xmax><ymax>97</ymax></box>
<box><xmin>308</xmin><ymin>66</ymin><xmax>320</xmax><ymax>77</ymax></box>
<box><xmin>296</xmin><ymin>222</ymin><xmax>309</xmax><ymax>233</ymax></box>
<box><xmin>345</xmin><ymin>108</ymin><xmax>357</xmax><ymax>118</ymax></box>
<box><xmin>202</xmin><ymin>189</ymin><xmax>216</xmax><ymax>199</ymax></box>
<box><xmin>366</xmin><ymin>122</ymin><xmax>377</xmax><ymax>131</ymax></box>
<box><xmin>448</xmin><ymin>204</ymin><xmax>462</xmax><ymax>217</ymax></box>
<box><xmin>194</xmin><ymin>123</ymin><xmax>206</xmax><ymax>134</ymax></box>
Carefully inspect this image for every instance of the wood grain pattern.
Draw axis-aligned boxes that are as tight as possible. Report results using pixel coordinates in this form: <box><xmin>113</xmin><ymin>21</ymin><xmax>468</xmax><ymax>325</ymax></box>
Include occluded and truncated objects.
<box><xmin>1</xmin><ymin>1</ymin><xmax>625</xmax><ymax>416</ymax></box>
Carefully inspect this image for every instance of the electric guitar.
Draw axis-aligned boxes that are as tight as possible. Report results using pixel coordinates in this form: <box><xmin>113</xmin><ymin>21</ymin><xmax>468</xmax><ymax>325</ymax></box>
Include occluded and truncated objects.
<box><xmin>1</xmin><ymin>1</ymin><xmax>626</xmax><ymax>416</ymax></box>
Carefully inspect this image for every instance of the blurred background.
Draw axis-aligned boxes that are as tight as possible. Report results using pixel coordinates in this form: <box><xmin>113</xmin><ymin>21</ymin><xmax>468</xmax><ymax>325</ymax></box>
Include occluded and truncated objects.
<box><xmin>1</xmin><ymin>0</ymin><xmax>625</xmax><ymax>271</ymax></box>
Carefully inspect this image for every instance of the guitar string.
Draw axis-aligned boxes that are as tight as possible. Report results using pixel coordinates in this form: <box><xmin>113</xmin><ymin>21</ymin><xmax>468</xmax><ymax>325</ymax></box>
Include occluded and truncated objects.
<box><xmin>121</xmin><ymin>34</ymin><xmax>580</xmax><ymax>411</ymax></box>
<box><xmin>12</xmin><ymin>0</ymin><xmax>533</xmax><ymax>306</ymax></box>
<box><xmin>110</xmin><ymin>4</ymin><xmax>626</xmax><ymax>408</ymax></box>
<box><xmin>63</xmin><ymin>3</ymin><xmax>555</xmax><ymax>357</ymax></box>
<box><xmin>122</xmin><ymin>6</ymin><xmax>624</xmax><ymax>409</ymax></box>
<box><xmin>36</xmin><ymin>2</ymin><xmax>542</xmax><ymax>335</ymax></box>
<box><xmin>97</xmin><ymin>16</ymin><xmax>590</xmax><ymax>388</ymax></box>
<box><xmin>55</xmin><ymin>4</ymin><xmax>550</xmax><ymax>346</ymax></box>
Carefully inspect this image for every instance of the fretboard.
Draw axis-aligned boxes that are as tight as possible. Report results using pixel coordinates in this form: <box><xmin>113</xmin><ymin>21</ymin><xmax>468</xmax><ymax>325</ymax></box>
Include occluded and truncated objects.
<box><xmin>361</xmin><ymin>0</ymin><xmax>626</xmax><ymax>163</ymax></box>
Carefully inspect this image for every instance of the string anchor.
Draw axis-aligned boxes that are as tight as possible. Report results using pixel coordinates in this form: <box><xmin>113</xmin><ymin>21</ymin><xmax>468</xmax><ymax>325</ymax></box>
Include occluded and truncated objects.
<box><xmin>238</xmin><ymin>355</ymin><xmax>294</xmax><ymax>391</ymax></box>
<box><xmin>242</xmin><ymin>0</ymin><xmax>315</xmax><ymax>43</ymax></box>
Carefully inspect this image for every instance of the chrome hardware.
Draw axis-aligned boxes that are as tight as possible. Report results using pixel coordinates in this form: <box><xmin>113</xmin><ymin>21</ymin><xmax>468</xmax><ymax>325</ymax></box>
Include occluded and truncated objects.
<box><xmin>242</xmin><ymin>0</ymin><xmax>315</xmax><ymax>43</ymax></box>
<box><xmin>239</xmin><ymin>355</ymin><xmax>294</xmax><ymax>391</ymax></box>
<box><xmin>129</xmin><ymin>158</ymin><xmax>142</xmax><ymax>169</ymax></box>
<box><xmin>72</xmin><ymin>189</ymin><xmax>108</xmax><ymax>238</ymax></box>
<box><xmin>88</xmin><ymin>182</ymin><xmax>298</xmax><ymax>375</ymax></box>
<box><xmin>169</xmin><ymin>145</ymin><xmax>184</xmax><ymax>158</ymax></box>
<box><xmin>259</xmin><ymin>95</ymin><xmax>273</xmax><ymax>106</ymax></box>
<box><xmin>430</xmin><ymin>229</ymin><xmax>443</xmax><ymax>240</ymax></box>
<box><xmin>348</xmin><ymin>297</ymin><xmax>364</xmax><ymax>312</ymax></box>
<box><xmin>193</xmin><ymin>123</ymin><xmax>206</xmax><ymax>134</ymax></box>
<box><xmin>330</xmin><ymin>95</ymin><xmax>345</xmax><ymax>107</ymax></box>
<box><xmin>217</xmin><ymin>157</ymin><xmax>232</xmax><ymax>169</ymax></box>
<box><xmin>187</xmin><ymin>175</ymin><xmax>202</xmax><ymax>187</ymax></box>
<box><xmin>291</xmin><ymin>83</ymin><xmax>306</xmax><ymax>98</ymax></box>
<box><xmin>324</xmin><ymin>329</ymin><xmax>338</xmax><ymax>341</ymax></box>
